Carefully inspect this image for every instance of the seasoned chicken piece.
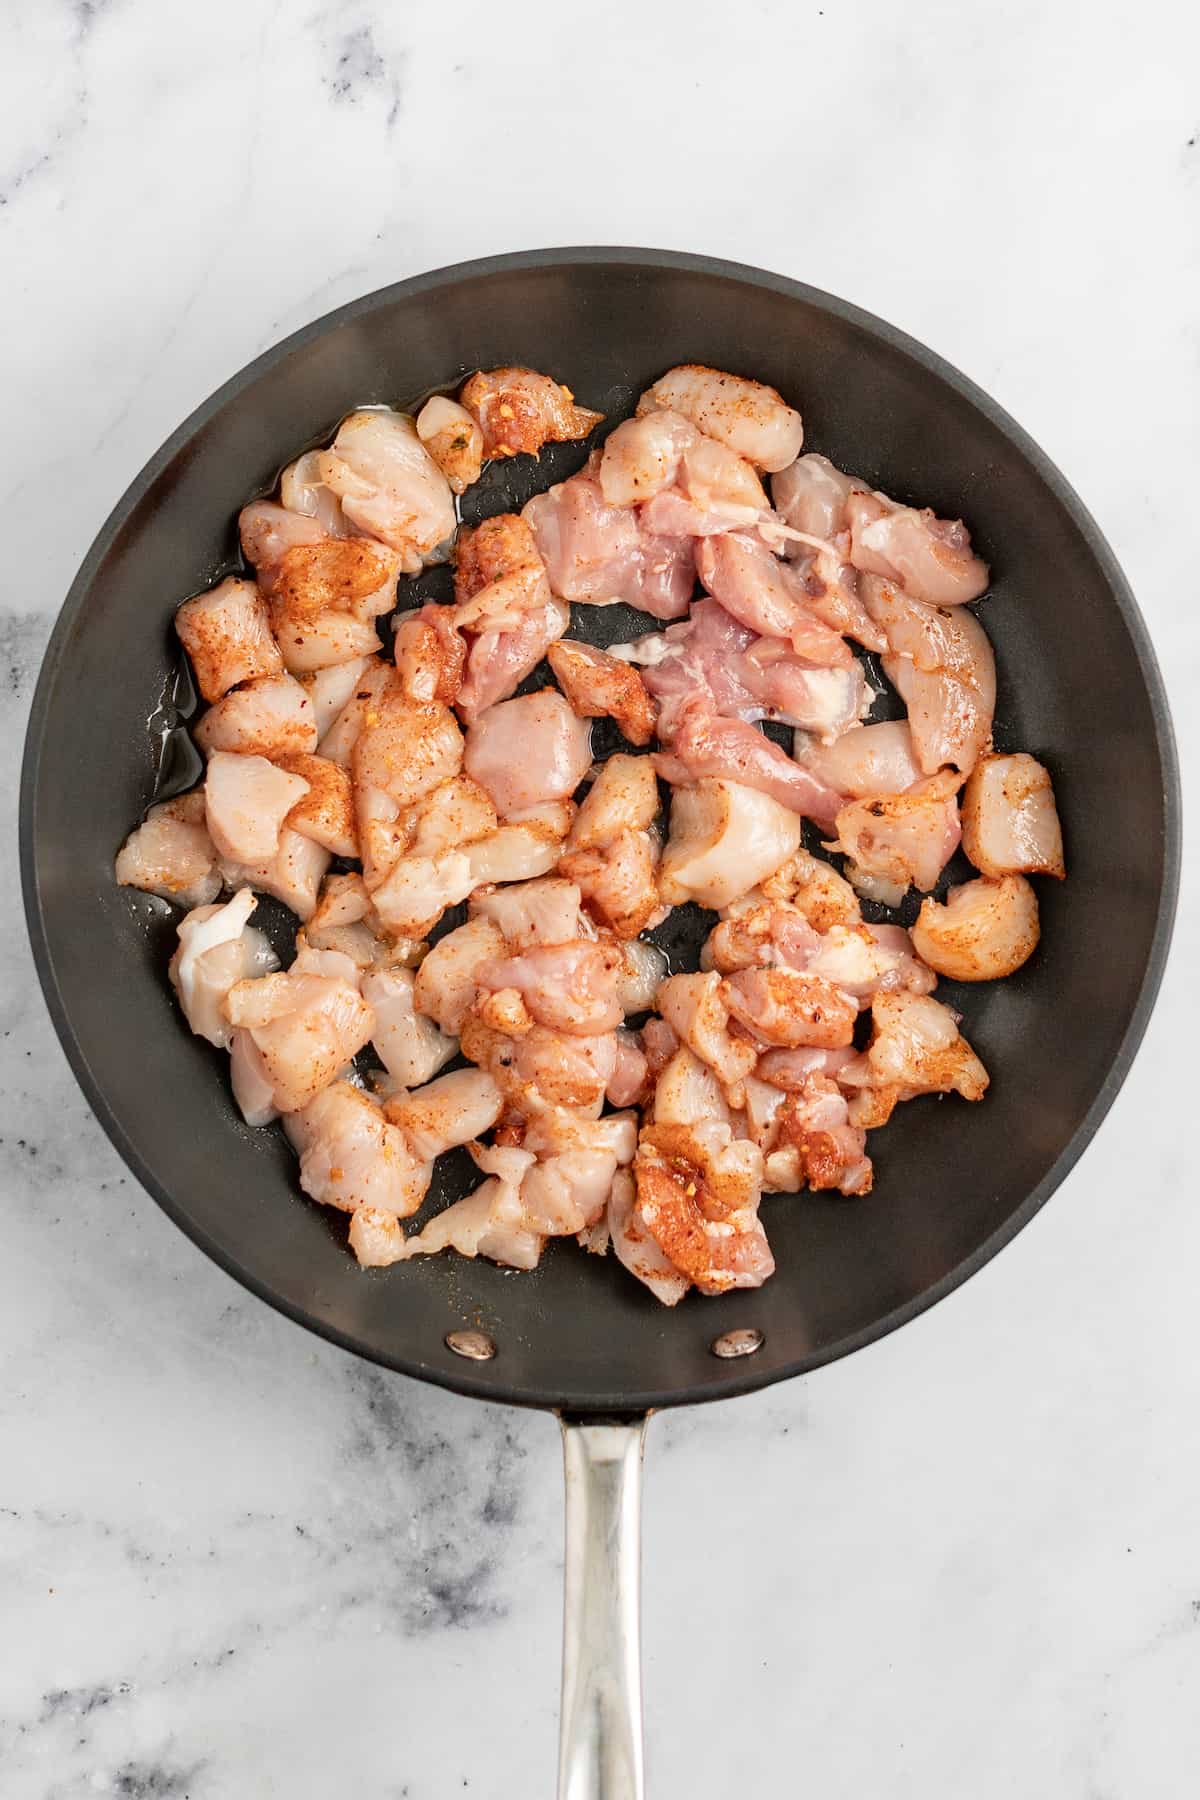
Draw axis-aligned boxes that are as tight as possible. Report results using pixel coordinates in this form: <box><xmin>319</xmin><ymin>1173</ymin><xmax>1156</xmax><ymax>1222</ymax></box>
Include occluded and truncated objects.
<box><xmin>656</xmin><ymin>971</ymin><xmax>757</xmax><ymax>1099</ymax></box>
<box><xmin>861</xmin><ymin>575</ymin><xmax>996</xmax><ymax>777</ymax></box>
<box><xmin>361</xmin><ymin>964</ymin><xmax>457</xmax><ymax>1087</ymax></box>
<box><xmin>656</xmin><ymin>708</ymin><xmax>843</xmax><ymax>829</ymax></box>
<box><xmin>721</xmin><ymin>968</ymin><xmax>858</xmax><ymax>1049</ymax></box>
<box><xmin>115</xmin><ymin>792</ymin><xmax>221</xmax><ymax>908</ymax></box>
<box><xmin>598</xmin><ymin>410</ymin><xmax>699</xmax><ymax>506</ymax></box>
<box><xmin>369</xmin><ymin>851</ymin><xmax>476</xmax><ymax>938</ymax></box>
<box><xmin>230</xmin><ymin>1026</ymin><xmax>280</xmax><ymax>1127</ymax></box>
<box><xmin>805</xmin><ymin>923</ymin><xmax>937</xmax><ymax>1000</ymax></box>
<box><xmin>638</xmin><ymin>365</ymin><xmax>803</xmax><ymax>473</ymax></box>
<box><xmin>301</xmin><ymin>872</ymin><xmax>393</xmax><ymax>967</ymax></box>
<box><xmin>238</xmin><ymin>502</ymin><xmax>327</xmax><ymax>585</ymax></box>
<box><xmin>760</xmin><ymin>849</ymin><xmax>862</xmax><ymax>930</ymax></box>
<box><xmin>616</xmin><ymin>939</ymin><xmax>668</xmax><ymax>1015</ymax></box>
<box><xmin>223</xmin><ymin>964</ymin><xmax>374</xmax><ymax>1113</ymax></box>
<box><xmin>607</xmin><ymin>1030</ymin><xmax>649</xmax><ymax>1106</ymax></box>
<box><xmin>705</xmin><ymin>896</ymin><xmax>821</xmax><ymax>975</ymax></box>
<box><xmin>284</xmin><ymin>1082</ymin><xmax>430</xmax><ymax>1216</ymax></box>
<box><xmin>451</xmin><ymin>513</ymin><xmax>569</xmax><ymax>720</ymax></box>
<box><xmin>608</xmin><ymin>1168</ymin><xmax>691</xmax><ymax>1306</ymax></box>
<box><xmin>459</xmin><ymin>366</ymin><xmax>603</xmax><ymax>458</ymax></box>
<box><xmin>470</xmin><ymin>877</ymin><xmax>582</xmax><ymax>950</ymax></box>
<box><xmin>600</xmin><ymin>409</ymin><xmax>771</xmax><ymax>535</ymax></box>
<box><xmin>633</xmin><ymin>1120</ymin><xmax>773</xmax><ymax>1295</ymax></box>
<box><xmin>652</xmin><ymin>1044</ymin><xmax>731</xmax><ymax>1129</ymax></box>
<box><xmin>911</xmin><ymin>875</ymin><xmax>1039</xmax><ymax>981</ymax></box>
<box><xmin>299</xmin><ymin>656</ymin><xmax>375</xmax><ymax>738</ymax></box>
<box><xmin>279</xmin><ymin>450</ymin><xmax>356</xmax><ymax>537</ymax></box>
<box><xmin>477</xmin><ymin>940</ymin><xmax>625</xmax><ymax>1035</ymax></box>
<box><xmin>558</xmin><ymin>753</ymin><xmax>662</xmax><ymax>938</ymax></box>
<box><xmin>384</xmin><ymin>1068</ymin><xmax>504</xmax><ymax>1161</ymax></box>
<box><xmin>269</xmin><ymin>536</ymin><xmax>399</xmax><ymax>622</ymax></box>
<box><xmin>403</xmin><ymin>775</ymin><xmax>497</xmax><ymax>857</ymax></box>
<box><xmin>774</xmin><ymin>1082</ymin><xmax>873</xmax><ymax>1196</ymax></box>
<box><xmin>268</xmin><ymin>605</ymin><xmax>383</xmax><ymax>676</ymax></box>
<box><xmin>849</xmin><ymin>990</ymin><xmax>989</xmax><ymax>1108</ymax></box>
<box><xmin>168</xmin><ymin>889</ymin><xmax>278</xmax><ymax>1048</ymax></box>
<box><xmin>204</xmin><ymin>751</ymin><xmax>310</xmax><ymax>865</ymax></box>
<box><xmin>641</xmin><ymin>1016</ymin><xmax>681</xmax><ymax>1082</ymax></box>
<box><xmin>847</xmin><ymin>490</ymin><xmax>989</xmax><ymax>607</ymax></box>
<box><xmin>464</xmin><ymin>804</ymin><xmax>577</xmax><ymax>884</ymax></box>
<box><xmin>413</xmin><ymin>916</ymin><xmax>506</xmax><ymax>1034</ymax></box>
<box><xmin>659</xmin><ymin>777</ymin><xmax>803</xmax><ymax>910</ymax></box>
<box><xmin>415</xmin><ymin>395</ymin><xmax>484</xmax><ymax>493</ymax></box>
<box><xmin>175</xmin><ymin>578</ymin><xmax>283</xmax><ymax>702</ymax></box>
<box><xmin>794</xmin><ymin>719</ymin><xmax>922</xmax><ymax>800</ymax></box>
<box><xmin>755</xmin><ymin>1045</ymin><xmax>859</xmax><ymax>1091</ymax></box>
<box><xmin>317</xmin><ymin>660</ymin><xmax>400</xmax><ymax>767</ymax></box>
<box><xmin>459</xmin><ymin>1014</ymin><xmax>618</xmax><ymax>1114</ymax></box>
<box><xmin>347</xmin><ymin>1206</ymin><xmax>408</xmax><ymax>1268</ymax></box>
<box><xmin>961</xmin><ymin>753</ymin><xmax>1065</xmax><ymax>879</ymax></box>
<box><xmin>218</xmin><ymin>827</ymin><xmax>331</xmax><ymax>922</ymax></box>
<box><xmin>194</xmin><ymin>673</ymin><xmax>319</xmax><ymax>760</ymax></box>
<box><xmin>546</xmin><ymin>641</ymin><xmax>656</xmax><ymax>746</ymax></box>
<box><xmin>825</xmin><ymin>769</ymin><xmax>963</xmax><ymax>906</ymax></box>
<box><xmin>772</xmin><ymin>453</ymin><xmax>863</xmax><ymax>542</ymax></box>
<box><xmin>523</xmin><ymin>463</ymin><xmax>696</xmax><ymax>619</ymax></box>
<box><xmin>315</xmin><ymin>409</ymin><xmax>455</xmax><ymax>570</ymax></box>
<box><xmin>353</xmin><ymin>694</ymin><xmax>464</xmax><ymax>884</ymax></box>
<box><xmin>274</xmin><ymin>753</ymin><xmax>357</xmax><ymax>857</ymax></box>
<box><xmin>783</xmin><ymin>538</ymin><xmax>888</xmax><ymax>652</ymax></box>
<box><xmin>399</xmin><ymin>1162</ymin><xmax>545</xmax><ymax>1271</ymax></box>
<box><xmin>464</xmin><ymin>690</ymin><xmax>591</xmax><ymax>816</ymax></box>
<box><xmin>393</xmin><ymin>605</ymin><xmax>468</xmax><ymax>706</ymax></box>
<box><xmin>696</xmin><ymin>533</ymin><xmax>854</xmax><ymax>665</ymax></box>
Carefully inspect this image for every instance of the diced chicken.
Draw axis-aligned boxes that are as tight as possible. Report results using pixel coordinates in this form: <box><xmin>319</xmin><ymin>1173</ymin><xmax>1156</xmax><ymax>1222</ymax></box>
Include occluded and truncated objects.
<box><xmin>847</xmin><ymin>490</ymin><xmax>989</xmax><ymax>606</ymax></box>
<box><xmin>229</xmin><ymin>1027</ymin><xmax>279</xmax><ymax>1127</ymax></box>
<box><xmin>659</xmin><ymin>777</ymin><xmax>803</xmax><ymax>910</ymax></box>
<box><xmin>267</xmin><ymin>536</ymin><xmax>399</xmax><ymax>622</ymax></box>
<box><xmin>194</xmin><ymin>673</ymin><xmax>319</xmax><ymax>760</ymax></box>
<box><xmin>961</xmin><ymin>753</ymin><xmax>1065</xmax><ymax>880</ymax></box>
<box><xmin>773</xmin><ymin>1083</ymin><xmax>873</xmax><ymax>1196</ymax></box>
<box><xmin>652</xmin><ymin>1044</ymin><xmax>731</xmax><ymax>1128</ymax></box>
<box><xmin>383</xmin><ymin>1068</ymin><xmax>504</xmax><ymax>1162</ymax></box>
<box><xmin>268</xmin><ymin>605</ymin><xmax>383</xmax><ymax>676</ymax></box>
<box><xmin>369</xmin><ymin>851</ymin><xmax>476</xmax><ymax>938</ymax></box>
<box><xmin>413</xmin><ymin>916</ymin><xmax>506</xmax><ymax>1034</ymax></box>
<box><xmin>175</xmin><ymin>577</ymin><xmax>283</xmax><ymax>702</ymax></box>
<box><xmin>415</xmin><ymin>395</ymin><xmax>484</xmax><ymax>493</ymax></box>
<box><xmin>633</xmin><ymin>1120</ymin><xmax>773</xmax><ymax>1295</ymax></box>
<box><xmin>656</xmin><ymin>971</ymin><xmax>757</xmax><ymax>1098</ymax></box>
<box><xmin>805</xmin><ymin>922</ymin><xmax>937</xmax><ymax>999</ymax></box>
<box><xmin>637</xmin><ymin>365</ymin><xmax>803</xmax><ymax>473</ymax></box>
<box><xmin>523</xmin><ymin>464</ymin><xmax>696</xmax><ymax>619</ymax></box>
<box><xmin>347</xmin><ymin>1206</ymin><xmax>407</xmax><ymax>1268</ymax></box>
<box><xmin>558</xmin><ymin>753</ymin><xmax>661</xmax><ymax>938</ymax></box>
<box><xmin>459</xmin><ymin>366</ymin><xmax>604</xmax><ymax>458</ymax></box>
<box><xmin>755</xmin><ymin>1045</ymin><xmax>859</xmax><ymax>1090</ymax></box>
<box><xmin>393</xmin><ymin>605</ymin><xmax>468</xmax><ymax>706</ymax></box>
<box><xmin>470</xmin><ymin>877</ymin><xmax>583</xmax><ymax>950</ymax></box>
<box><xmin>853</xmin><ymin>990</ymin><xmax>989</xmax><ymax>1106</ymax></box>
<box><xmin>168</xmin><ymin>888</ymin><xmax>278</xmax><ymax>1048</ymax></box>
<box><xmin>760</xmin><ymin>849</ymin><xmax>862</xmax><ymax>931</ymax></box>
<box><xmin>274</xmin><ymin>753</ymin><xmax>357</xmax><ymax>857</ymax></box>
<box><xmin>463</xmin><ymin>805</ymin><xmax>576</xmax><ymax>885</ymax></box>
<box><xmin>547</xmin><ymin>640</ymin><xmax>656</xmax><ymax>746</ymax></box>
<box><xmin>616</xmin><ymin>939</ymin><xmax>668</xmax><ymax>1015</ymax></box>
<box><xmin>794</xmin><ymin>719</ymin><xmax>922</xmax><ymax>800</ymax></box>
<box><xmin>704</xmin><ymin>897</ymin><xmax>821</xmax><ymax>975</ymax></box>
<box><xmin>238</xmin><ymin>500</ymin><xmax>326</xmax><ymax>578</ymax></box>
<box><xmin>279</xmin><ymin>450</ymin><xmax>356</xmax><ymax>537</ymax></box>
<box><xmin>218</xmin><ymin>827</ymin><xmax>331</xmax><ymax>922</ymax></box>
<box><xmin>599</xmin><ymin>409</ymin><xmax>771</xmax><ymax>533</ymax></box>
<box><xmin>284</xmin><ymin>1082</ymin><xmax>430</xmax><ymax>1216</ymax></box>
<box><xmin>459</xmin><ymin>1014</ymin><xmax>618</xmax><ymax>1114</ymax></box>
<box><xmin>783</xmin><ymin>540</ymin><xmax>888</xmax><ymax>652</ymax></box>
<box><xmin>399</xmin><ymin>1170</ymin><xmax>544</xmax><ymax>1271</ymax></box>
<box><xmin>655</xmin><ymin>706</ymin><xmax>845</xmax><ymax>828</ymax></box>
<box><xmin>598</xmin><ymin>409</ymin><xmax>698</xmax><ymax>506</ymax></box>
<box><xmin>861</xmin><ymin>575</ymin><xmax>996</xmax><ymax>777</ymax></box>
<box><xmin>911</xmin><ymin>875</ymin><xmax>1040</xmax><ymax>981</ymax></box>
<box><xmin>359</xmin><ymin>965</ymin><xmax>457</xmax><ymax>1087</ymax></box>
<box><xmin>771</xmin><ymin>452</ymin><xmax>862</xmax><ymax>541</ymax></box>
<box><xmin>204</xmin><ymin>751</ymin><xmax>310</xmax><ymax>865</ymax></box>
<box><xmin>315</xmin><ymin>409</ymin><xmax>455</xmax><ymax>570</ymax></box>
<box><xmin>721</xmin><ymin>967</ymin><xmax>858</xmax><ymax>1048</ymax></box>
<box><xmin>402</xmin><ymin>775</ymin><xmax>497</xmax><ymax>857</ymax></box>
<box><xmin>641</xmin><ymin>1016</ymin><xmax>681</xmax><ymax>1080</ymax></box>
<box><xmin>299</xmin><ymin>657</ymin><xmax>375</xmax><ymax>738</ymax></box>
<box><xmin>825</xmin><ymin>770</ymin><xmax>963</xmax><ymax>906</ymax></box>
<box><xmin>464</xmin><ymin>690</ymin><xmax>591</xmax><ymax>816</ymax></box>
<box><xmin>354</xmin><ymin>695</ymin><xmax>464</xmax><ymax>885</ymax></box>
<box><xmin>608</xmin><ymin>1168</ymin><xmax>691</xmax><ymax>1306</ymax></box>
<box><xmin>223</xmin><ymin>965</ymin><xmax>374</xmax><ymax>1113</ymax></box>
<box><xmin>696</xmin><ymin>533</ymin><xmax>854</xmax><ymax>665</ymax></box>
<box><xmin>301</xmin><ymin>873</ymin><xmax>392</xmax><ymax>967</ymax></box>
<box><xmin>607</xmin><ymin>1030</ymin><xmax>649</xmax><ymax>1106</ymax></box>
<box><xmin>477</xmin><ymin>940</ymin><xmax>625</xmax><ymax>1035</ymax></box>
<box><xmin>115</xmin><ymin>791</ymin><xmax>221</xmax><ymax>908</ymax></box>
<box><xmin>451</xmin><ymin>513</ymin><xmax>569</xmax><ymax>721</ymax></box>
<box><xmin>318</xmin><ymin>660</ymin><xmax>399</xmax><ymax>768</ymax></box>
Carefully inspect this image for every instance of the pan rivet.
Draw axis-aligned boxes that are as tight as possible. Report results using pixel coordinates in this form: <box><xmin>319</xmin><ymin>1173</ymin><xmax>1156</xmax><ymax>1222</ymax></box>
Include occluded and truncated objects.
<box><xmin>446</xmin><ymin>1329</ymin><xmax>497</xmax><ymax>1362</ymax></box>
<box><xmin>711</xmin><ymin>1327</ymin><xmax>765</xmax><ymax>1360</ymax></box>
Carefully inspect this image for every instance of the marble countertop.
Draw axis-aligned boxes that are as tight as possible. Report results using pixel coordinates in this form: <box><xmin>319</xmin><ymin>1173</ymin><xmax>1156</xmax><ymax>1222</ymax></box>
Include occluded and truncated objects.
<box><xmin>2</xmin><ymin>2</ymin><xmax>1198</xmax><ymax>1794</ymax></box>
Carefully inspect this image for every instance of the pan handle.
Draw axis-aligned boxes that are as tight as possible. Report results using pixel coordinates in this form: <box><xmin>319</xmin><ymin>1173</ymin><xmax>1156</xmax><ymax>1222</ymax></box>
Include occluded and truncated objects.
<box><xmin>558</xmin><ymin>1415</ymin><xmax>648</xmax><ymax>1799</ymax></box>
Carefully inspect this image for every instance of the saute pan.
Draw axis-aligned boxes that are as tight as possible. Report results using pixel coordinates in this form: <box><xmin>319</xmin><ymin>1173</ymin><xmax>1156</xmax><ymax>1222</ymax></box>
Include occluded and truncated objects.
<box><xmin>20</xmin><ymin>249</ymin><xmax>1180</xmax><ymax>1796</ymax></box>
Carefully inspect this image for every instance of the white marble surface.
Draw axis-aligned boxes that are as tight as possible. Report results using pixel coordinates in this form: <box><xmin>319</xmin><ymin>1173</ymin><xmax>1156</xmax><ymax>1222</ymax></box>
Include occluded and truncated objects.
<box><xmin>1</xmin><ymin>2</ymin><xmax>1198</xmax><ymax>1793</ymax></box>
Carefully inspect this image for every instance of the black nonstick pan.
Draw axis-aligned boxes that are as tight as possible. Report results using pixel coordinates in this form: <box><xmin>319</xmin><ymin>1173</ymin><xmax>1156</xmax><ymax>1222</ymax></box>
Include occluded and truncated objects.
<box><xmin>20</xmin><ymin>249</ymin><xmax>1180</xmax><ymax>1796</ymax></box>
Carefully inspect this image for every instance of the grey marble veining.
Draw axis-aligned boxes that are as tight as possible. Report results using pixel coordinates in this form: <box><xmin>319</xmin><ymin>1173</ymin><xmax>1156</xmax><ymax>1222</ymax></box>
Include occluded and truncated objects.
<box><xmin>2</xmin><ymin>0</ymin><xmax>1198</xmax><ymax>1793</ymax></box>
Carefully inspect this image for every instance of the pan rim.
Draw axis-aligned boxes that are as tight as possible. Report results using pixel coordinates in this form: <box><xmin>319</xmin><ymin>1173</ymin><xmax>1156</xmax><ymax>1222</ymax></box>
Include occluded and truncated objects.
<box><xmin>20</xmin><ymin>245</ymin><xmax>1182</xmax><ymax>1413</ymax></box>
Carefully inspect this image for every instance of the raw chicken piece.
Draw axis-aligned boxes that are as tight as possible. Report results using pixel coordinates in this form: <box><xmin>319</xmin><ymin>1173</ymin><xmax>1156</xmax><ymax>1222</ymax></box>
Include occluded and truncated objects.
<box><xmin>523</xmin><ymin>464</ymin><xmax>696</xmax><ymax>619</ymax></box>
<box><xmin>854</xmin><ymin>990</ymin><xmax>989</xmax><ymax>1106</ymax></box>
<box><xmin>369</xmin><ymin>851</ymin><xmax>476</xmax><ymax>938</ymax></box>
<box><xmin>451</xmin><ymin>513</ymin><xmax>569</xmax><ymax>720</ymax></box>
<box><xmin>600</xmin><ymin>409</ymin><xmax>771</xmax><ymax>533</ymax></box>
<box><xmin>115</xmin><ymin>792</ymin><xmax>221</xmax><ymax>908</ymax></box>
<box><xmin>463</xmin><ymin>690</ymin><xmax>591</xmax><ymax>816</ymax></box>
<box><xmin>720</xmin><ymin>968</ymin><xmax>858</xmax><ymax>1049</ymax></box>
<box><xmin>194</xmin><ymin>673</ymin><xmax>319</xmax><ymax>760</ymax></box>
<box><xmin>279</xmin><ymin>450</ymin><xmax>355</xmax><ymax>537</ymax></box>
<box><xmin>704</xmin><ymin>897</ymin><xmax>821</xmax><ymax>975</ymax></box>
<box><xmin>616</xmin><ymin>939</ymin><xmax>668</xmax><ymax>1015</ymax></box>
<box><xmin>458</xmin><ymin>366</ymin><xmax>603</xmax><ymax>458</ymax></box>
<box><xmin>361</xmin><ymin>965</ymin><xmax>457</xmax><ymax>1087</ymax></box>
<box><xmin>598</xmin><ymin>410</ymin><xmax>698</xmax><ymax>506</ymax></box>
<box><xmin>269</xmin><ymin>606</ymin><xmax>383</xmax><ymax>676</ymax></box>
<box><xmin>733</xmin><ymin>640</ymin><xmax>869</xmax><ymax>741</ymax></box>
<box><xmin>637</xmin><ymin>365</ymin><xmax>803</xmax><ymax>473</ymax></box>
<box><xmin>784</xmin><ymin>539</ymin><xmax>888</xmax><ymax>652</ymax></box>
<box><xmin>230</xmin><ymin>1027</ymin><xmax>279</xmax><ymax>1127</ymax></box>
<box><xmin>175</xmin><ymin>578</ymin><xmax>283</xmax><ymax>702</ymax></box>
<box><xmin>393</xmin><ymin>605</ymin><xmax>467</xmax><ymax>706</ymax></box>
<box><xmin>413</xmin><ymin>916</ymin><xmax>506</xmax><ymax>1034</ymax></box>
<box><xmin>239</xmin><ymin>500</ymin><xmax>327</xmax><ymax>576</ymax></box>
<box><xmin>656</xmin><ymin>706</ymin><xmax>844</xmax><ymax>828</ymax></box>
<box><xmin>961</xmin><ymin>753</ymin><xmax>1065</xmax><ymax>879</ymax></box>
<box><xmin>403</xmin><ymin>775</ymin><xmax>497</xmax><ymax>857</ymax></box>
<box><xmin>546</xmin><ymin>640</ymin><xmax>656</xmax><ymax>746</ymax></box>
<box><xmin>470</xmin><ymin>878</ymin><xmax>582</xmax><ymax>950</ymax></box>
<box><xmin>383</xmin><ymin>1068</ymin><xmax>504</xmax><ymax>1162</ymax></box>
<box><xmin>301</xmin><ymin>873</ymin><xmax>391</xmax><ymax>967</ymax></box>
<box><xmin>805</xmin><ymin>923</ymin><xmax>937</xmax><ymax>1000</ymax></box>
<box><xmin>463</xmin><ymin>804</ymin><xmax>577</xmax><ymax>884</ymax></box>
<box><xmin>633</xmin><ymin>1120</ymin><xmax>773</xmax><ymax>1295</ymax></box>
<box><xmin>316</xmin><ymin>409</ymin><xmax>455</xmax><ymax>570</ymax></box>
<box><xmin>223</xmin><ymin>964</ymin><xmax>374</xmax><ymax>1113</ymax></box>
<box><xmin>760</xmin><ymin>849</ymin><xmax>862</xmax><ymax>930</ymax></box>
<box><xmin>608</xmin><ymin>1168</ymin><xmax>691</xmax><ymax>1306</ymax></box>
<box><xmin>696</xmin><ymin>533</ymin><xmax>854</xmax><ymax>665</ymax></box>
<box><xmin>772</xmin><ymin>453</ymin><xmax>863</xmax><ymax>541</ymax></box>
<box><xmin>354</xmin><ymin>695</ymin><xmax>464</xmax><ymax>884</ymax></box>
<box><xmin>274</xmin><ymin>753</ymin><xmax>357</xmax><ymax>858</ymax></box>
<box><xmin>755</xmin><ymin>1046</ymin><xmax>859</xmax><ymax>1091</ymax></box>
<box><xmin>347</xmin><ymin>1206</ymin><xmax>407</xmax><ymax>1268</ymax></box>
<box><xmin>656</xmin><ymin>972</ymin><xmax>757</xmax><ymax>1099</ymax></box>
<box><xmin>911</xmin><ymin>875</ymin><xmax>1039</xmax><ymax>981</ymax></box>
<box><xmin>477</xmin><ymin>940</ymin><xmax>625</xmax><ymax>1035</ymax></box>
<box><xmin>168</xmin><ymin>889</ymin><xmax>278</xmax><ymax>1048</ymax></box>
<box><xmin>794</xmin><ymin>719</ymin><xmax>922</xmax><ymax>800</ymax></box>
<box><xmin>659</xmin><ymin>777</ymin><xmax>803</xmax><ymax>910</ymax></box>
<box><xmin>569</xmin><ymin>754</ymin><xmax>659</xmax><ymax>848</ymax></box>
<box><xmin>847</xmin><ymin>490</ymin><xmax>989</xmax><ymax>606</ymax></box>
<box><xmin>318</xmin><ymin>661</ymin><xmax>400</xmax><ymax>767</ymax></box>
<box><xmin>268</xmin><ymin>537</ymin><xmax>399</xmax><ymax>622</ymax></box>
<box><xmin>415</xmin><ymin>395</ymin><xmax>484</xmax><ymax>493</ymax></box>
<box><xmin>399</xmin><ymin>1168</ymin><xmax>544</xmax><ymax>1271</ymax></box>
<box><xmin>861</xmin><ymin>575</ymin><xmax>996</xmax><ymax>776</ymax></box>
<box><xmin>218</xmin><ymin>827</ymin><xmax>330</xmax><ymax>922</ymax></box>
<box><xmin>773</xmin><ymin>1083</ymin><xmax>872</xmax><ymax>1196</ymax></box>
<box><xmin>299</xmin><ymin>657</ymin><xmax>375</xmax><ymax>737</ymax></box>
<box><xmin>284</xmin><ymin>1082</ymin><xmax>430</xmax><ymax>1216</ymax></box>
<box><xmin>459</xmin><ymin>1015</ymin><xmax>618</xmax><ymax>1114</ymax></box>
<box><xmin>607</xmin><ymin>1031</ymin><xmax>649</xmax><ymax>1106</ymax></box>
<box><xmin>558</xmin><ymin>753</ymin><xmax>662</xmax><ymax>938</ymax></box>
<box><xmin>826</xmin><ymin>770</ymin><xmax>963</xmax><ymax>905</ymax></box>
<box><xmin>204</xmin><ymin>752</ymin><xmax>310</xmax><ymax>865</ymax></box>
<box><xmin>641</xmin><ymin>1017</ymin><xmax>681</xmax><ymax>1081</ymax></box>
<box><xmin>652</xmin><ymin>1045</ymin><xmax>731</xmax><ymax>1129</ymax></box>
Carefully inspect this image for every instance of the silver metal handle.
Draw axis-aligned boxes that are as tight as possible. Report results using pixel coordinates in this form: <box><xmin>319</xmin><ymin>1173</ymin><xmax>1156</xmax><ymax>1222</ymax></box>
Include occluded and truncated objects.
<box><xmin>558</xmin><ymin>1416</ymin><xmax>648</xmax><ymax>1800</ymax></box>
